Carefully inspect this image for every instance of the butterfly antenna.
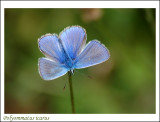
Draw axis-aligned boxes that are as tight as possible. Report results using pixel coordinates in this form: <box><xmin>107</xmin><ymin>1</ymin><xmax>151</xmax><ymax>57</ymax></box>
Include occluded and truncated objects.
<box><xmin>63</xmin><ymin>80</ymin><xmax>68</xmax><ymax>90</ymax></box>
<box><xmin>87</xmin><ymin>75</ymin><xmax>93</xmax><ymax>79</ymax></box>
<box><xmin>75</xmin><ymin>70</ymin><xmax>93</xmax><ymax>79</ymax></box>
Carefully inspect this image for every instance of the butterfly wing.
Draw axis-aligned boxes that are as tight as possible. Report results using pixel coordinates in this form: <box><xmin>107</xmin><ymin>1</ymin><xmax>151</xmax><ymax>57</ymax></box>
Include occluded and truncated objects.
<box><xmin>59</xmin><ymin>26</ymin><xmax>87</xmax><ymax>60</ymax></box>
<box><xmin>38</xmin><ymin>34</ymin><xmax>66</xmax><ymax>63</ymax></box>
<box><xmin>74</xmin><ymin>40</ymin><xmax>110</xmax><ymax>69</ymax></box>
<box><xmin>38</xmin><ymin>58</ymin><xmax>69</xmax><ymax>80</ymax></box>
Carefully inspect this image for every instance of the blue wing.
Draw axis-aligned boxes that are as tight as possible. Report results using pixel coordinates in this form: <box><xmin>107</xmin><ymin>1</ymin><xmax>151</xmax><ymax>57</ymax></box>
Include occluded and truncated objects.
<box><xmin>74</xmin><ymin>40</ymin><xmax>110</xmax><ymax>69</ymax></box>
<box><xmin>38</xmin><ymin>58</ymin><xmax>69</xmax><ymax>80</ymax></box>
<box><xmin>38</xmin><ymin>34</ymin><xmax>66</xmax><ymax>63</ymax></box>
<box><xmin>59</xmin><ymin>26</ymin><xmax>87</xmax><ymax>60</ymax></box>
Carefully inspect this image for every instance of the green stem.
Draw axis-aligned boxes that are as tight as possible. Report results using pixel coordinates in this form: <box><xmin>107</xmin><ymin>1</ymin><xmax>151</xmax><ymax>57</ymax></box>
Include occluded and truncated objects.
<box><xmin>68</xmin><ymin>72</ymin><xmax>75</xmax><ymax>114</ymax></box>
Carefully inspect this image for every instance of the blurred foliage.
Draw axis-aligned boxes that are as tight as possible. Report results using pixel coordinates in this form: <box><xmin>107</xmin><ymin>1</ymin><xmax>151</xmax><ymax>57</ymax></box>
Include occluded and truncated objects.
<box><xmin>5</xmin><ymin>8</ymin><xmax>155</xmax><ymax>113</ymax></box>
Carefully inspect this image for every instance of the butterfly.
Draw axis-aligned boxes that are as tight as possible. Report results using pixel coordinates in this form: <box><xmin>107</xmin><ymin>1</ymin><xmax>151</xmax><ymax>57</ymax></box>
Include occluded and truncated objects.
<box><xmin>38</xmin><ymin>26</ymin><xmax>110</xmax><ymax>80</ymax></box>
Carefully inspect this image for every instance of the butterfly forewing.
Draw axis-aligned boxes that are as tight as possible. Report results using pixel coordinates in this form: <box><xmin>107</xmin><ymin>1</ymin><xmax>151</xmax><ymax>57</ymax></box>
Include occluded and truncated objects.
<box><xmin>38</xmin><ymin>34</ymin><xmax>66</xmax><ymax>63</ymax></box>
<box><xmin>74</xmin><ymin>40</ymin><xmax>110</xmax><ymax>69</ymax></box>
<box><xmin>59</xmin><ymin>26</ymin><xmax>87</xmax><ymax>60</ymax></box>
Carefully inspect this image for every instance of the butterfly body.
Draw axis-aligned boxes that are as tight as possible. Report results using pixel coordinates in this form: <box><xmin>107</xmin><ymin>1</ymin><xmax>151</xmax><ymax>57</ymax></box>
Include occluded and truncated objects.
<box><xmin>58</xmin><ymin>39</ymin><xmax>73</xmax><ymax>69</ymax></box>
<box><xmin>38</xmin><ymin>26</ymin><xmax>110</xmax><ymax>80</ymax></box>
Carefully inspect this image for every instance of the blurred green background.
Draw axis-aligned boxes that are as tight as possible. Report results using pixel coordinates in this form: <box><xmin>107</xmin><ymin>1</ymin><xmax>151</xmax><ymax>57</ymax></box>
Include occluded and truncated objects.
<box><xmin>5</xmin><ymin>8</ymin><xmax>155</xmax><ymax>114</ymax></box>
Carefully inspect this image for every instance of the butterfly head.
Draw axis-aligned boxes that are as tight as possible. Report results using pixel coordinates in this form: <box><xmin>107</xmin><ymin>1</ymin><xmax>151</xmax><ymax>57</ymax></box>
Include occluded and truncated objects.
<box><xmin>70</xmin><ymin>69</ymin><xmax>74</xmax><ymax>75</ymax></box>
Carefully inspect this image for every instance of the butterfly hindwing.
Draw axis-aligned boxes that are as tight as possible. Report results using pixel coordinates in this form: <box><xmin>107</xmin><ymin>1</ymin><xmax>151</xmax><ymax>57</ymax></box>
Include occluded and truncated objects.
<box><xmin>38</xmin><ymin>58</ymin><xmax>69</xmax><ymax>80</ymax></box>
<box><xmin>74</xmin><ymin>40</ymin><xmax>110</xmax><ymax>69</ymax></box>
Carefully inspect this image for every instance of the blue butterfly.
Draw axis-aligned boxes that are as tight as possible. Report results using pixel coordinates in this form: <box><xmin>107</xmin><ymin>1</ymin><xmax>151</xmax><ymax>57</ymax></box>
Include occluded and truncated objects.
<box><xmin>38</xmin><ymin>26</ymin><xmax>110</xmax><ymax>80</ymax></box>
